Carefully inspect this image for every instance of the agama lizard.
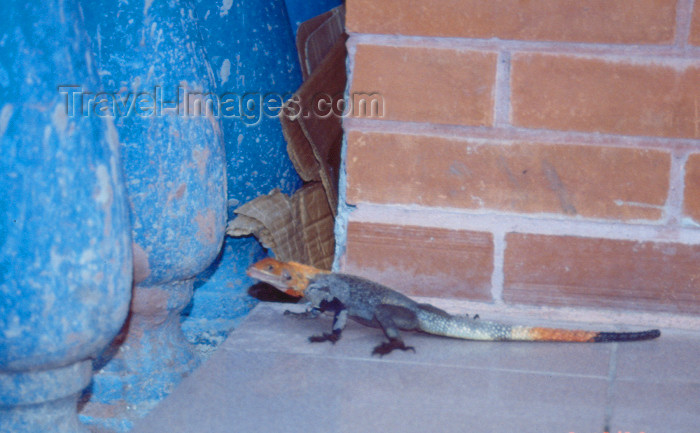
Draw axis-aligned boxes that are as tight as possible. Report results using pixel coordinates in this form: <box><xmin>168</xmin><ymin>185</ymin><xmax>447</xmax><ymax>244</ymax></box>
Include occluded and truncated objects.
<box><xmin>247</xmin><ymin>258</ymin><xmax>661</xmax><ymax>356</ymax></box>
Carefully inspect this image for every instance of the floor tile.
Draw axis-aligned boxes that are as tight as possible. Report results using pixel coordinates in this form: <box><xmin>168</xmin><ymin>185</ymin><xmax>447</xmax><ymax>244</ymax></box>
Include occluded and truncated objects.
<box><xmin>609</xmin><ymin>380</ymin><xmax>700</xmax><ymax>433</ymax></box>
<box><xmin>615</xmin><ymin>329</ymin><xmax>700</xmax><ymax>384</ymax></box>
<box><xmin>226</xmin><ymin>303</ymin><xmax>614</xmax><ymax>377</ymax></box>
<box><xmin>132</xmin><ymin>349</ymin><xmax>610</xmax><ymax>433</ymax></box>
<box><xmin>131</xmin><ymin>302</ymin><xmax>700</xmax><ymax>433</ymax></box>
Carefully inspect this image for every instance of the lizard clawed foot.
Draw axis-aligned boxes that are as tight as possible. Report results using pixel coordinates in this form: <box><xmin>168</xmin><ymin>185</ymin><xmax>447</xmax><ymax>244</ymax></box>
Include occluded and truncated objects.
<box><xmin>309</xmin><ymin>331</ymin><xmax>341</xmax><ymax>344</ymax></box>
<box><xmin>372</xmin><ymin>338</ymin><xmax>415</xmax><ymax>357</ymax></box>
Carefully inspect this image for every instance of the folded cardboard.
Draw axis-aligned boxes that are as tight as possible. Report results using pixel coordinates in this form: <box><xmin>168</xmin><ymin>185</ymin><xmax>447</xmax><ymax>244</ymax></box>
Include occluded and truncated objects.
<box><xmin>226</xmin><ymin>184</ymin><xmax>335</xmax><ymax>270</ymax></box>
<box><xmin>227</xmin><ymin>7</ymin><xmax>346</xmax><ymax>271</ymax></box>
<box><xmin>296</xmin><ymin>6</ymin><xmax>345</xmax><ymax>80</ymax></box>
<box><xmin>282</xmin><ymin>34</ymin><xmax>347</xmax><ymax>215</ymax></box>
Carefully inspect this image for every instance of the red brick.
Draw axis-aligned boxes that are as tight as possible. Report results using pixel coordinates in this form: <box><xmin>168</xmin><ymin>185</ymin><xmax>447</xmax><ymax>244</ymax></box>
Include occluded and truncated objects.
<box><xmin>503</xmin><ymin>233</ymin><xmax>700</xmax><ymax>314</ymax></box>
<box><xmin>343</xmin><ymin>222</ymin><xmax>493</xmax><ymax>300</ymax></box>
<box><xmin>683</xmin><ymin>153</ymin><xmax>700</xmax><ymax>223</ymax></box>
<box><xmin>511</xmin><ymin>53</ymin><xmax>700</xmax><ymax>138</ymax></box>
<box><xmin>345</xmin><ymin>131</ymin><xmax>670</xmax><ymax>221</ymax></box>
<box><xmin>346</xmin><ymin>0</ymin><xmax>676</xmax><ymax>44</ymax></box>
<box><xmin>691</xmin><ymin>2</ymin><xmax>700</xmax><ymax>46</ymax></box>
<box><xmin>350</xmin><ymin>44</ymin><xmax>497</xmax><ymax>126</ymax></box>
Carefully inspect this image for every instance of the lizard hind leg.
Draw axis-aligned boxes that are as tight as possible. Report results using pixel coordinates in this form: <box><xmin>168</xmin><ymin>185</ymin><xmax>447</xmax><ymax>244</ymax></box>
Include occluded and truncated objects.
<box><xmin>309</xmin><ymin>330</ymin><xmax>341</xmax><ymax>344</ymax></box>
<box><xmin>372</xmin><ymin>338</ymin><xmax>415</xmax><ymax>357</ymax></box>
<box><xmin>372</xmin><ymin>305</ymin><xmax>418</xmax><ymax>356</ymax></box>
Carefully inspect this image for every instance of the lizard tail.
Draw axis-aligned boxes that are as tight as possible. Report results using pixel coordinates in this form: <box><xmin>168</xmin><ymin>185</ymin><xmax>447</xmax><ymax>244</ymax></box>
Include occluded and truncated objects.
<box><xmin>416</xmin><ymin>310</ymin><xmax>660</xmax><ymax>342</ymax></box>
<box><xmin>510</xmin><ymin>326</ymin><xmax>660</xmax><ymax>342</ymax></box>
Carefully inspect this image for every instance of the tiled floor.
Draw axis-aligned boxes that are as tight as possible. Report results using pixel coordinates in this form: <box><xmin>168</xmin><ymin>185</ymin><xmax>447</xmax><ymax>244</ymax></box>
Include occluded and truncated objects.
<box><xmin>133</xmin><ymin>302</ymin><xmax>700</xmax><ymax>433</ymax></box>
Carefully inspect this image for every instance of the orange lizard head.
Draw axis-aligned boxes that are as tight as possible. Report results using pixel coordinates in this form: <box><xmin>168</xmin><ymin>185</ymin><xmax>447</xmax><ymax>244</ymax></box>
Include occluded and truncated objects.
<box><xmin>246</xmin><ymin>257</ymin><xmax>328</xmax><ymax>297</ymax></box>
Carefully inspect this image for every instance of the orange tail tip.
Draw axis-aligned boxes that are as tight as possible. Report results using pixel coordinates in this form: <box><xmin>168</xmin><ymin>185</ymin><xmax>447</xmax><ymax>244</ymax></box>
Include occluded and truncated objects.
<box><xmin>517</xmin><ymin>327</ymin><xmax>661</xmax><ymax>342</ymax></box>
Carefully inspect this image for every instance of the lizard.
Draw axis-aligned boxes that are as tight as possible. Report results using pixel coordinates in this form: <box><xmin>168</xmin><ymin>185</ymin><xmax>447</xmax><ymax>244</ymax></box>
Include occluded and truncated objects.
<box><xmin>247</xmin><ymin>257</ymin><xmax>661</xmax><ymax>356</ymax></box>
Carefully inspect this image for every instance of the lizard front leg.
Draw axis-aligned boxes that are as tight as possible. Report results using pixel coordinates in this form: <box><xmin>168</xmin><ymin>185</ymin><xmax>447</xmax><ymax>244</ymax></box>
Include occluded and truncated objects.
<box><xmin>308</xmin><ymin>297</ymin><xmax>347</xmax><ymax>344</ymax></box>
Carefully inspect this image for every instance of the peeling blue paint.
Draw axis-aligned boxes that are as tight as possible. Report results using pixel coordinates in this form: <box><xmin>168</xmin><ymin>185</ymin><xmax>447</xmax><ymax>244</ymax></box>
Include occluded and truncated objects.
<box><xmin>78</xmin><ymin>0</ymin><xmax>227</xmax><ymax>429</ymax></box>
<box><xmin>2</xmin><ymin>0</ymin><xmax>310</xmax><ymax>430</ymax></box>
<box><xmin>193</xmin><ymin>0</ymin><xmax>304</xmax><ymax>209</ymax></box>
<box><xmin>77</xmin><ymin>0</ymin><xmax>305</xmax><ymax>431</ymax></box>
<box><xmin>0</xmin><ymin>1</ymin><xmax>132</xmax><ymax>431</ymax></box>
<box><xmin>178</xmin><ymin>0</ymin><xmax>306</xmax><ymax>362</ymax></box>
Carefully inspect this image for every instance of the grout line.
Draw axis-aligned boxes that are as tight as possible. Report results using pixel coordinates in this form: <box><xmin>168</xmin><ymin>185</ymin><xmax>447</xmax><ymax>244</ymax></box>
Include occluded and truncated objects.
<box><xmin>493</xmin><ymin>51</ymin><xmax>512</xmax><ymax>128</ymax></box>
<box><xmin>332</xmin><ymin>356</ymin><xmax>612</xmax><ymax>379</ymax></box>
<box><xmin>333</xmin><ymin>37</ymin><xmax>360</xmax><ymax>271</ymax></box>
<box><xmin>234</xmin><ymin>342</ymin><xmax>613</xmax><ymax>379</ymax></box>
<box><xmin>349</xmin><ymin>202</ymin><xmax>700</xmax><ymax>245</ymax></box>
<box><xmin>343</xmin><ymin>117</ymin><xmax>700</xmax><ymax>152</ymax></box>
<box><xmin>349</xmin><ymin>32</ymin><xmax>700</xmax><ymax>60</ymax></box>
<box><xmin>666</xmin><ymin>150</ymin><xmax>691</xmax><ymax>225</ymax></box>
<box><xmin>490</xmin><ymin>229</ymin><xmax>506</xmax><ymax>303</ymax></box>
<box><xmin>602</xmin><ymin>343</ymin><xmax>619</xmax><ymax>432</ymax></box>
<box><xmin>675</xmin><ymin>0</ymin><xmax>695</xmax><ymax>48</ymax></box>
<box><xmin>332</xmin><ymin>133</ymin><xmax>352</xmax><ymax>272</ymax></box>
<box><xmin>696</xmin><ymin>98</ymin><xmax>700</xmax><ymax>139</ymax></box>
<box><xmin>234</xmin><ymin>340</ymin><xmax>700</xmax><ymax>386</ymax></box>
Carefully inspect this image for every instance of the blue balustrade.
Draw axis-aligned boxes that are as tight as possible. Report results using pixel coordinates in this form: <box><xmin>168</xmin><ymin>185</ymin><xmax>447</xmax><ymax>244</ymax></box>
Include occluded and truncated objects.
<box><xmin>2</xmin><ymin>0</ymin><xmax>308</xmax><ymax>431</ymax></box>
<box><xmin>0</xmin><ymin>1</ymin><xmax>133</xmax><ymax>432</ymax></box>
<box><xmin>79</xmin><ymin>0</ymin><xmax>227</xmax><ymax>429</ymax></box>
<box><xmin>180</xmin><ymin>0</ymin><xmax>304</xmax><ymax>360</ymax></box>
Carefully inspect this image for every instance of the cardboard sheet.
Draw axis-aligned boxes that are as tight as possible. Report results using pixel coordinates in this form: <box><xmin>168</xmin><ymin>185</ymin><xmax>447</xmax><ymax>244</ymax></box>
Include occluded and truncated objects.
<box><xmin>281</xmin><ymin>34</ymin><xmax>347</xmax><ymax>215</ymax></box>
<box><xmin>226</xmin><ymin>184</ymin><xmax>335</xmax><ymax>270</ymax></box>
<box><xmin>296</xmin><ymin>6</ymin><xmax>346</xmax><ymax>80</ymax></box>
<box><xmin>227</xmin><ymin>7</ymin><xmax>346</xmax><ymax>271</ymax></box>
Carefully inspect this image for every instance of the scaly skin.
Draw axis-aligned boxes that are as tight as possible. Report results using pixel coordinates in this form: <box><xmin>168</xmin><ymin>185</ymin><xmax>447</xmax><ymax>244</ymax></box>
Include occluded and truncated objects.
<box><xmin>248</xmin><ymin>258</ymin><xmax>661</xmax><ymax>355</ymax></box>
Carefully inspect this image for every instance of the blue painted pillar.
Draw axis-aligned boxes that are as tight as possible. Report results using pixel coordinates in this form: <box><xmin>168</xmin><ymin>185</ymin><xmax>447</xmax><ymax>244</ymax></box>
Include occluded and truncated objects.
<box><xmin>0</xmin><ymin>1</ymin><xmax>133</xmax><ymax>432</ymax></box>
<box><xmin>194</xmin><ymin>0</ymin><xmax>303</xmax><ymax>207</ymax></box>
<box><xmin>181</xmin><ymin>0</ymin><xmax>304</xmax><ymax>344</ymax></box>
<box><xmin>79</xmin><ymin>0</ymin><xmax>227</xmax><ymax>428</ymax></box>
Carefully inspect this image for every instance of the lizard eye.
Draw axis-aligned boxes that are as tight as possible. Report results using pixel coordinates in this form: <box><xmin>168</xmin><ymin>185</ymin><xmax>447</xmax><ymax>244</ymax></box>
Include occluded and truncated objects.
<box><xmin>282</xmin><ymin>270</ymin><xmax>292</xmax><ymax>281</ymax></box>
<box><xmin>267</xmin><ymin>265</ymin><xmax>274</xmax><ymax>271</ymax></box>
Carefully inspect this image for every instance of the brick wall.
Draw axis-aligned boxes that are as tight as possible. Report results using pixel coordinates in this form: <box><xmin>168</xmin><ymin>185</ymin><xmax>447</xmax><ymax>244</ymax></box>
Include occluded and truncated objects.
<box><xmin>339</xmin><ymin>0</ymin><xmax>700</xmax><ymax>315</ymax></box>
